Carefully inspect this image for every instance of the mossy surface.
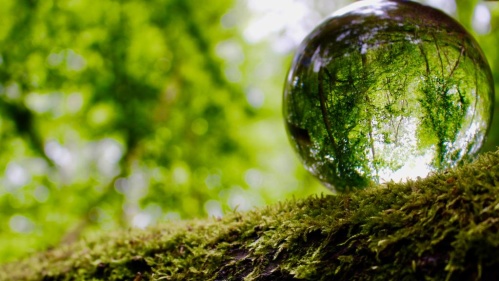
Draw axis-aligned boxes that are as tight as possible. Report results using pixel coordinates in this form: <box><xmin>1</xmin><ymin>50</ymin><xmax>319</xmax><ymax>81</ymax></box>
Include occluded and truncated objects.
<box><xmin>3</xmin><ymin>150</ymin><xmax>499</xmax><ymax>280</ymax></box>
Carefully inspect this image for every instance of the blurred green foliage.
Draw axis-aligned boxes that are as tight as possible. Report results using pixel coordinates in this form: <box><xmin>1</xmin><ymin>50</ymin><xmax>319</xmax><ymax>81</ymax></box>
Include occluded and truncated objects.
<box><xmin>0</xmin><ymin>0</ymin><xmax>497</xmax><ymax>263</ymax></box>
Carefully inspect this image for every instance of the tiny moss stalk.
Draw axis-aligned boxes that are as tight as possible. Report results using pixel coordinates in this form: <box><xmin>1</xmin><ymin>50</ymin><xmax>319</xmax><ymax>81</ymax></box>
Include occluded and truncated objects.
<box><xmin>3</xmin><ymin>150</ymin><xmax>499</xmax><ymax>280</ymax></box>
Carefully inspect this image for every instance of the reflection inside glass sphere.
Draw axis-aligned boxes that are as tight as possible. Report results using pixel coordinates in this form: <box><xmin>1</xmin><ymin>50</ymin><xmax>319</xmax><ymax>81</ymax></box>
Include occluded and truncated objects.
<box><xmin>283</xmin><ymin>0</ymin><xmax>494</xmax><ymax>192</ymax></box>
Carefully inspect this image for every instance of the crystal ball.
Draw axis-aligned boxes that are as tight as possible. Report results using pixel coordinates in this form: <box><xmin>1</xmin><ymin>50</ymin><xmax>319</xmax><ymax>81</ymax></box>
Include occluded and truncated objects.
<box><xmin>283</xmin><ymin>0</ymin><xmax>494</xmax><ymax>192</ymax></box>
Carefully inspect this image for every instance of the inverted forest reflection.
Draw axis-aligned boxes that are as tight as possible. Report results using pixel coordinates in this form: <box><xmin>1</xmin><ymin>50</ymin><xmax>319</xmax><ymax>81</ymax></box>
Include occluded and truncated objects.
<box><xmin>284</xmin><ymin>0</ymin><xmax>494</xmax><ymax>192</ymax></box>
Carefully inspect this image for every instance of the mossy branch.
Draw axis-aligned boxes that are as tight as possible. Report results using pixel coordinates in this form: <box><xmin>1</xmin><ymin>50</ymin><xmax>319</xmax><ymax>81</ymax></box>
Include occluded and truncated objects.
<box><xmin>3</xmin><ymin>150</ymin><xmax>499</xmax><ymax>280</ymax></box>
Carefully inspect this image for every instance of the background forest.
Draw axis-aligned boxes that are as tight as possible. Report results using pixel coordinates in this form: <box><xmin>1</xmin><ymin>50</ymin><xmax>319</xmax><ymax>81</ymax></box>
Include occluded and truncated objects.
<box><xmin>0</xmin><ymin>0</ymin><xmax>497</xmax><ymax>263</ymax></box>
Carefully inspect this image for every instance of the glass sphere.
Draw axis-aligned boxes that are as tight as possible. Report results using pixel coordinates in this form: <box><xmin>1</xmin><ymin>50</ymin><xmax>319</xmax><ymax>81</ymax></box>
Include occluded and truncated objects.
<box><xmin>283</xmin><ymin>0</ymin><xmax>494</xmax><ymax>192</ymax></box>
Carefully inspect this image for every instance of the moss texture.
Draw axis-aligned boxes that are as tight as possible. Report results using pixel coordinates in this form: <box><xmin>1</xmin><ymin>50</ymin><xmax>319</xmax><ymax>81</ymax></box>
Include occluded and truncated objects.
<box><xmin>3</xmin><ymin>150</ymin><xmax>499</xmax><ymax>280</ymax></box>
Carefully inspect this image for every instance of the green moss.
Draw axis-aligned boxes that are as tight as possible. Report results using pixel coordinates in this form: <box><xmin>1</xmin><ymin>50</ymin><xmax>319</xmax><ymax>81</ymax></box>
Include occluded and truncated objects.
<box><xmin>3</xmin><ymin>150</ymin><xmax>499</xmax><ymax>280</ymax></box>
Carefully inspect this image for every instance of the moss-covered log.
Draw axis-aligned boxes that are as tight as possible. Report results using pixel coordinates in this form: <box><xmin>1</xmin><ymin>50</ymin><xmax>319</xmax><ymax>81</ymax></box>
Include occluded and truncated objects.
<box><xmin>3</xmin><ymin>150</ymin><xmax>499</xmax><ymax>280</ymax></box>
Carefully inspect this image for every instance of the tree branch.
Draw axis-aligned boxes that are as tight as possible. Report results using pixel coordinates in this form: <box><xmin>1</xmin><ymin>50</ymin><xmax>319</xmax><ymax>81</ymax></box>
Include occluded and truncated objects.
<box><xmin>3</xmin><ymin>150</ymin><xmax>499</xmax><ymax>280</ymax></box>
